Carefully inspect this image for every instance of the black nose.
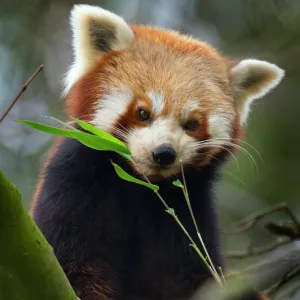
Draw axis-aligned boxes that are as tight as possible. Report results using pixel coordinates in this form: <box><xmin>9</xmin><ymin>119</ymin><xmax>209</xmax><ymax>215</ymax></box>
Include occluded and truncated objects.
<box><xmin>152</xmin><ymin>144</ymin><xmax>177</xmax><ymax>166</ymax></box>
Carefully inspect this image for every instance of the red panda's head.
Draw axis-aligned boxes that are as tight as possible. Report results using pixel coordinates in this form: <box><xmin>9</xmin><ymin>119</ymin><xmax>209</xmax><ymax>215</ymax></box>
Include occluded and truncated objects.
<box><xmin>64</xmin><ymin>5</ymin><xmax>284</xmax><ymax>179</ymax></box>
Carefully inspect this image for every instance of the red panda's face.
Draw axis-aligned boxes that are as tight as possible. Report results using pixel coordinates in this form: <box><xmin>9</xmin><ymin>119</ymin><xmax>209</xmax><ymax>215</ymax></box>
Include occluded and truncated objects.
<box><xmin>89</xmin><ymin>53</ymin><xmax>237</xmax><ymax>178</ymax></box>
<box><xmin>65</xmin><ymin>5</ymin><xmax>284</xmax><ymax>179</ymax></box>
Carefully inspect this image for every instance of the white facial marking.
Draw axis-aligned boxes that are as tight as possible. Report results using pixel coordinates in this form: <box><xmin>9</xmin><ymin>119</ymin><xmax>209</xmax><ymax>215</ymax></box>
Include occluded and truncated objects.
<box><xmin>92</xmin><ymin>87</ymin><xmax>133</xmax><ymax>131</ymax></box>
<box><xmin>182</xmin><ymin>100</ymin><xmax>200</xmax><ymax>120</ymax></box>
<box><xmin>208</xmin><ymin>113</ymin><xmax>232</xmax><ymax>143</ymax></box>
<box><xmin>147</xmin><ymin>91</ymin><xmax>165</xmax><ymax>114</ymax></box>
<box><xmin>127</xmin><ymin>118</ymin><xmax>197</xmax><ymax>177</ymax></box>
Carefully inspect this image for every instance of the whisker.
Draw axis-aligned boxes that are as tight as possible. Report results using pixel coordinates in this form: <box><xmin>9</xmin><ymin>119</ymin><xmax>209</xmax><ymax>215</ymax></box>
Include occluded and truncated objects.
<box><xmin>222</xmin><ymin>170</ymin><xmax>247</xmax><ymax>187</ymax></box>
<box><xmin>207</xmin><ymin>137</ymin><xmax>264</xmax><ymax>166</ymax></box>
<box><xmin>73</xmin><ymin>113</ymin><xmax>95</xmax><ymax>121</ymax></box>
<box><xmin>189</xmin><ymin>142</ymin><xmax>240</xmax><ymax>171</ymax></box>
<box><xmin>192</xmin><ymin>137</ymin><xmax>258</xmax><ymax>165</ymax></box>
<box><xmin>219</xmin><ymin>141</ymin><xmax>258</xmax><ymax>174</ymax></box>
<box><xmin>185</xmin><ymin>152</ymin><xmax>247</xmax><ymax>187</ymax></box>
<box><xmin>191</xmin><ymin>139</ymin><xmax>258</xmax><ymax>174</ymax></box>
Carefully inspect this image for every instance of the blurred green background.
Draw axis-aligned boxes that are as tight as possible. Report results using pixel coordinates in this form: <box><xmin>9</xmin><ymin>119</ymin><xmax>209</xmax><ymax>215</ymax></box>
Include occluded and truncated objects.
<box><xmin>0</xmin><ymin>0</ymin><xmax>299</xmax><ymax>272</ymax></box>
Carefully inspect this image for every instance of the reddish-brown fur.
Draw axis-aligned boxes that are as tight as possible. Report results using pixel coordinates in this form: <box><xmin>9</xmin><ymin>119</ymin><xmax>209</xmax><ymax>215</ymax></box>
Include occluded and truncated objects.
<box><xmin>65</xmin><ymin>25</ymin><xmax>243</xmax><ymax>166</ymax></box>
<box><xmin>32</xmin><ymin>22</ymin><xmax>270</xmax><ymax>299</ymax></box>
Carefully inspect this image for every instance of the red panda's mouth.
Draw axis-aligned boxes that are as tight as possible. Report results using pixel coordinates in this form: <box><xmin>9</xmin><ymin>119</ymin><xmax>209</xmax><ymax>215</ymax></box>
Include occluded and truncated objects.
<box><xmin>129</xmin><ymin>158</ymin><xmax>181</xmax><ymax>181</ymax></box>
<box><xmin>131</xmin><ymin>143</ymin><xmax>182</xmax><ymax>179</ymax></box>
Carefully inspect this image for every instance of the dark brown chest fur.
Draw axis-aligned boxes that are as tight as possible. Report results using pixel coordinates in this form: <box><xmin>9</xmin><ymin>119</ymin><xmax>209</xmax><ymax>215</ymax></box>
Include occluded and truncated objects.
<box><xmin>32</xmin><ymin>137</ymin><xmax>223</xmax><ymax>300</ymax></box>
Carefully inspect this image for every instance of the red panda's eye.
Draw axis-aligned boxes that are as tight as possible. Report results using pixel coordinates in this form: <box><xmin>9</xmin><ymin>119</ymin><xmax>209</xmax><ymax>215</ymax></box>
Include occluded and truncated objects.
<box><xmin>137</xmin><ymin>108</ymin><xmax>150</xmax><ymax>121</ymax></box>
<box><xmin>184</xmin><ymin>120</ymin><xmax>198</xmax><ymax>131</ymax></box>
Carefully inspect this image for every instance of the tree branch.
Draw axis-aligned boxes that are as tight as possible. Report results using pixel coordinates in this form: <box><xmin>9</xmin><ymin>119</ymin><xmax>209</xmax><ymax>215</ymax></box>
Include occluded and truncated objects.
<box><xmin>224</xmin><ymin>202</ymin><xmax>300</xmax><ymax>235</ymax></box>
<box><xmin>225</xmin><ymin>237</ymin><xmax>291</xmax><ymax>259</ymax></box>
<box><xmin>0</xmin><ymin>64</ymin><xmax>44</xmax><ymax>124</ymax></box>
<box><xmin>265</xmin><ymin>266</ymin><xmax>300</xmax><ymax>297</ymax></box>
<box><xmin>0</xmin><ymin>170</ymin><xmax>77</xmax><ymax>299</ymax></box>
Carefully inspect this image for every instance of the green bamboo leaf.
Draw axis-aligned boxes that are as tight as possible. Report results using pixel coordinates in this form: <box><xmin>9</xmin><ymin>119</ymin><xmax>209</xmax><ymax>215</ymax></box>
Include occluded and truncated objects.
<box><xmin>71</xmin><ymin>117</ymin><xmax>127</xmax><ymax>148</ymax></box>
<box><xmin>54</xmin><ymin>117</ymin><xmax>133</xmax><ymax>159</ymax></box>
<box><xmin>165</xmin><ymin>208</ymin><xmax>175</xmax><ymax>215</ymax></box>
<box><xmin>117</xmin><ymin>152</ymin><xmax>135</xmax><ymax>163</ymax></box>
<box><xmin>17</xmin><ymin>120</ymin><xmax>131</xmax><ymax>155</ymax></box>
<box><xmin>70</xmin><ymin>131</ymin><xmax>130</xmax><ymax>154</ymax></box>
<box><xmin>111</xmin><ymin>161</ymin><xmax>159</xmax><ymax>192</ymax></box>
<box><xmin>16</xmin><ymin>120</ymin><xmax>75</xmax><ymax>138</ymax></box>
<box><xmin>172</xmin><ymin>179</ymin><xmax>184</xmax><ymax>188</ymax></box>
<box><xmin>45</xmin><ymin>116</ymin><xmax>78</xmax><ymax>131</ymax></box>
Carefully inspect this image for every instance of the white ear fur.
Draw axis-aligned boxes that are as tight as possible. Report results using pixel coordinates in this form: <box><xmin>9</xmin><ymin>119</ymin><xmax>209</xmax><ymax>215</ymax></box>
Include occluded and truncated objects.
<box><xmin>63</xmin><ymin>5</ymin><xmax>134</xmax><ymax>95</ymax></box>
<box><xmin>231</xmin><ymin>59</ymin><xmax>284</xmax><ymax>124</ymax></box>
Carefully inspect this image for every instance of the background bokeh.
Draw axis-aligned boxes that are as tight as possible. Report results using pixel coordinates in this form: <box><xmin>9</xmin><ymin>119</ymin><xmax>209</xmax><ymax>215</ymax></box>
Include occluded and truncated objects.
<box><xmin>0</xmin><ymin>0</ymin><xmax>299</xmax><ymax>276</ymax></box>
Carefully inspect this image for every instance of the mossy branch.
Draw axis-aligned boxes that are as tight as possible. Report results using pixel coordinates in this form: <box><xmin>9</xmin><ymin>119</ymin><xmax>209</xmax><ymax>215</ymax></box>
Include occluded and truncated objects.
<box><xmin>0</xmin><ymin>170</ymin><xmax>78</xmax><ymax>300</ymax></box>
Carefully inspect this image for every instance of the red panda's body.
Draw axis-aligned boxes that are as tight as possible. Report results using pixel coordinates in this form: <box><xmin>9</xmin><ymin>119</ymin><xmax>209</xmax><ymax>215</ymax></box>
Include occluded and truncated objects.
<box><xmin>31</xmin><ymin>5</ymin><xmax>284</xmax><ymax>300</ymax></box>
<box><xmin>33</xmin><ymin>138</ymin><xmax>223</xmax><ymax>299</ymax></box>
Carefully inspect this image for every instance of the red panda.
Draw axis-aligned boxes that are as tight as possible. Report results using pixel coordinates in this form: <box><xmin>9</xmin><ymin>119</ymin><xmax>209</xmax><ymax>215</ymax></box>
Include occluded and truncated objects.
<box><xmin>31</xmin><ymin>4</ymin><xmax>284</xmax><ymax>300</ymax></box>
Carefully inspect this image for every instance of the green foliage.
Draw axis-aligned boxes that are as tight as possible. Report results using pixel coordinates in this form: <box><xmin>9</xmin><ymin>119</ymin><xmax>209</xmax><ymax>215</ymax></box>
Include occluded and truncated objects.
<box><xmin>70</xmin><ymin>117</ymin><xmax>134</xmax><ymax>162</ymax></box>
<box><xmin>19</xmin><ymin>118</ymin><xmax>154</xmax><ymax>189</ymax></box>
<box><xmin>16</xmin><ymin>120</ymin><xmax>75</xmax><ymax>138</ymax></box>
<box><xmin>165</xmin><ymin>207</ymin><xmax>176</xmax><ymax>215</ymax></box>
<box><xmin>172</xmin><ymin>179</ymin><xmax>184</xmax><ymax>188</ymax></box>
<box><xmin>71</xmin><ymin>117</ymin><xmax>126</xmax><ymax>148</ymax></box>
<box><xmin>17</xmin><ymin>119</ymin><xmax>130</xmax><ymax>155</ymax></box>
<box><xmin>111</xmin><ymin>161</ymin><xmax>159</xmax><ymax>191</ymax></box>
<box><xmin>0</xmin><ymin>170</ymin><xmax>77</xmax><ymax>300</ymax></box>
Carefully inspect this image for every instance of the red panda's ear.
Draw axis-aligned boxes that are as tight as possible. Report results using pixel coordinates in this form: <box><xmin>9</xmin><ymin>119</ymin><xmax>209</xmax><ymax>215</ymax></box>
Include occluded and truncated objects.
<box><xmin>230</xmin><ymin>59</ymin><xmax>284</xmax><ymax>125</ymax></box>
<box><xmin>63</xmin><ymin>5</ymin><xmax>134</xmax><ymax>95</ymax></box>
